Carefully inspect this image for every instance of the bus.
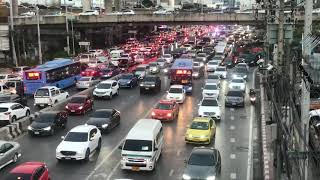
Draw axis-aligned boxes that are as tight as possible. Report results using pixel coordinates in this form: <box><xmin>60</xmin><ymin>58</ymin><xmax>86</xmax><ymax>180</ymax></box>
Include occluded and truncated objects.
<box><xmin>170</xmin><ymin>58</ymin><xmax>193</xmax><ymax>94</ymax></box>
<box><xmin>23</xmin><ymin>59</ymin><xmax>81</xmax><ymax>95</ymax></box>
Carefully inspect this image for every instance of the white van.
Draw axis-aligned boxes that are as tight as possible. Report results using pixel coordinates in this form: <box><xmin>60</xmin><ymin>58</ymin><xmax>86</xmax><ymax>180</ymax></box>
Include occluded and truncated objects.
<box><xmin>119</xmin><ymin>119</ymin><xmax>163</xmax><ymax>171</ymax></box>
<box><xmin>110</xmin><ymin>50</ymin><xmax>125</xmax><ymax>66</ymax></box>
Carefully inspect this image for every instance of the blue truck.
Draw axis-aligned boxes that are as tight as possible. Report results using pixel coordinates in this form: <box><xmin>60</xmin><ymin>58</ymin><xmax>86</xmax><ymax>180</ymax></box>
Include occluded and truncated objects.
<box><xmin>170</xmin><ymin>58</ymin><xmax>193</xmax><ymax>94</ymax></box>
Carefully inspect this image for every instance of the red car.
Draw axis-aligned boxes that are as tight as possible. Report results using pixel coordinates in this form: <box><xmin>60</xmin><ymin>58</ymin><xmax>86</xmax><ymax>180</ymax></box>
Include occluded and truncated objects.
<box><xmin>151</xmin><ymin>100</ymin><xmax>179</xmax><ymax>121</ymax></box>
<box><xmin>65</xmin><ymin>95</ymin><xmax>94</xmax><ymax>115</ymax></box>
<box><xmin>81</xmin><ymin>67</ymin><xmax>101</xmax><ymax>78</ymax></box>
<box><xmin>7</xmin><ymin>162</ymin><xmax>50</xmax><ymax>180</ymax></box>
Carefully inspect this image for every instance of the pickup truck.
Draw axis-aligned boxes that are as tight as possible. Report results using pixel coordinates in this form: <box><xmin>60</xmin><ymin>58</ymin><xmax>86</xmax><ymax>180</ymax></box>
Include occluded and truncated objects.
<box><xmin>34</xmin><ymin>86</ymin><xmax>69</xmax><ymax>108</ymax></box>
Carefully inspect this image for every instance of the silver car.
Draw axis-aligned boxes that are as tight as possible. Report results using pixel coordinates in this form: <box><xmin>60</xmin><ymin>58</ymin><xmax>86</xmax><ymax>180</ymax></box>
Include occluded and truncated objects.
<box><xmin>76</xmin><ymin>76</ymin><xmax>99</xmax><ymax>89</ymax></box>
<box><xmin>0</xmin><ymin>140</ymin><xmax>21</xmax><ymax>169</ymax></box>
<box><xmin>149</xmin><ymin>62</ymin><xmax>160</xmax><ymax>74</ymax></box>
<box><xmin>225</xmin><ymin>90</ymin><xmax>245</xmax><ymax>107</ymax></box>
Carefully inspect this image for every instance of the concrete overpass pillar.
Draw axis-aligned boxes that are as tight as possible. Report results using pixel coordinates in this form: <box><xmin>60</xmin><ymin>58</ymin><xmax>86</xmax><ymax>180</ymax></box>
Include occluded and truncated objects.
<box><xmin>82</xmin><ymin>0</ymin><xmax>92</xmax><ymax>12</ymax></box>
<box><xmin>12</xmin><ymin>0</ymin><xmax>18</xmax><ymax>16</ymax></box>
<box><xmin>104</xmin><ymin>0</ymin><xmax>113</xmax><ymax>13</ymax></box>
<box><xmin>169</xmin><ymin>0</ymin><xmax>174</xmax><ymax>8</ymax></box>
<box><xmin>114</xmin><ymin>0</ymin><xmax>121</xmax><ymax>11</ymax></box>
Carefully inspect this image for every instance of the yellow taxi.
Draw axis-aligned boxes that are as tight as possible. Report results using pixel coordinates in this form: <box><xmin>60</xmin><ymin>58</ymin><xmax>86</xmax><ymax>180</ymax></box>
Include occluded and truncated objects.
<box><xmin>185</xmin><ymin>117</ymin><xmax>216</xmax><ymax>144</ymax></box>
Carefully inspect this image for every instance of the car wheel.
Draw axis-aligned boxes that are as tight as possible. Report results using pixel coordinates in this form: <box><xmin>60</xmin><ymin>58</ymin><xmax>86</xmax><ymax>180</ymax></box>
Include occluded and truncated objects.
<box><xmin>84</xmin><ymin>149</ymin><xmax>90</xmax><ymax>162</ymax></box>
<box><xmin>11</xmin><ymin>116</ymin><xmax>17</xmax><ymax>123</ymax></box>
<box><xmin>50</xmin><ymin>128</ymin><xmax>54</xmax><ymax>135</ymax></box>
<box><xmin>12</xmin><ymin>153</ymin><xmax>18</xmax><ymax>163</ymax></box>
<box><xmin>25</xmin><ymin>110</ymin><xmax>30</xmax><ymax>117</ymax></box>
<box><xmin>57</xmin><ymin>158</ymin><xmax>62</xmax><ymax>163</ymax></box>
<box><xmin>62</xmin><ymin>122</ymin><xmax>67</xmax><ymax>129</ymax></box>
<box><xmin>130</xmin><ymin>83</ymin><xmax>133</xmax><ymax>88</ymax></box>
<box><xmin>54</xmin><ymin>100</ymin><xmax>58</xmax><ymax>104</ymax></box>
<box><xmin>116</xmin><ymin>90</ymin><xmax>119</xmax><ymax>96</ymax></box>
<box><xmin>109</xmin><ymin>93</ymin><xmax>113</xmax><ymax>99</ymax></box>
<box><xmin>97</xmin><ymin>138</ymin><xmax>102</xmax><ymax>151</ymax></box>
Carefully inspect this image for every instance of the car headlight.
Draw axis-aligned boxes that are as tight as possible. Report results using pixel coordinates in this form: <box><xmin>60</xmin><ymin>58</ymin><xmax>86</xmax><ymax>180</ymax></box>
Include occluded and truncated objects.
<box><xmin>244</xmin><ymin>75</ymin><xmax>247</xmax><ymax>78</ymax></box>
<box><xmin>183</xmin><ymin>174</ymin><xmax>191</xmax><ymax>180</ymax></box>
<box><xmin>78</xmin><ymin>106</ymin><xmax>83</xmax><ymax>110</ymax></box>
<box><xmin>228</xmin><ymin>84</ymin><xmax>233</xmax><ymax>88</ymax></box>
<box><xmin>207</xmin><ymin>176</ymin><xmax>216</xmax><ymax>180</ymax></box>
<box><xmin>187</xmin><ymin>86</ymin><xmax>192</xmax><ymax>90</ymax></box>
<box><xmin>140</xmin><ymin>84</ymin><xmax>144</xmax><ymax>87</ymax></box>
<box><xmin>200</xmin><ymin>135</ymin><xmax>208</xmax><ymax>139</ymax></box>
<box><xmin>151</xmin><ymin>84</ymin><xmax>155</xmax><ymax>87</ymax></box>
<box><xmin>232</xmin><ymin>74</ymin><xmax>237</xmax><ymax>78</ymax></box>
<box><xmin>102</xmin><ymin>124</ymin><xmax>108</xmax><ymax>129</ymax></box>
<box><xmin>27</xmin><ymin>125</ymin><xmax>32</xmax><ymax>130</ymax></box>
<box><xmin>163</xmin><ymin>69</ymin><xmax>168</xmax><ymax>73</ymax></box>
<box><xmin>188</xmin><ymin>134</ymin><xmax>193</xmax><ymax>138</ymax></box>
<box><xmin>127</xmin><ymin>81</ymin><xmax>131</xmax><ymax>84</ymax></box>
<box><xmin>43</xmin><ymin>126</ymin><xmax>51</xmax><ymax>131</ymax></box>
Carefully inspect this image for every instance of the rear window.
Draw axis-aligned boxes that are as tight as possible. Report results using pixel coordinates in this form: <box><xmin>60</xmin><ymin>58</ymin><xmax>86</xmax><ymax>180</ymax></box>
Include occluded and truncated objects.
<box><xmin>155</xmin><ymin>103</ymin><xmax>172</xmax><ymax>110</ymax></box>
<box><xmin>79</xmin><ymin>77</ymin><xmax>91</xmax><ymax>81</ymax></box>
<box><xmin>0</xmin><ymin>108</ymin><xmax>9</xmax><ymax>112</ymax></box>
<box><xmin>35</xmin><ymin>89</ymin><xmax>50</xmax><ymax>96</ymax></box>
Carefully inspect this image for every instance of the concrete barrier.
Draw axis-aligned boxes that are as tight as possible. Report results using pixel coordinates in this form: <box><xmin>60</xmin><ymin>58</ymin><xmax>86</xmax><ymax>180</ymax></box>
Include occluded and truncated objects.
<box><xmin>16</xmin><ymin>116</ymin><xmax>34</xmax><ymax>132</ymax></box>
<box><xmin>6</xmin><ymin>124</ymin><xmax>18</xmax><ymax>139</ymax></box>
<box><xmin>0</xmin><ymin>126</ymin><xmax>10</xmax><ymax>140</ymax></box>
<box><xmin>12</xmin><ymin>122</ymin><xmax>22</xmax><ymax>135</ymax></box>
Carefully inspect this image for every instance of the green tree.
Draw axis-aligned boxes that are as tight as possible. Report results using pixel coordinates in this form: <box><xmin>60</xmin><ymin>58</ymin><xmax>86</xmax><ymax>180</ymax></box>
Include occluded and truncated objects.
<box><xmin>142</xmin><ymin>0</ymin><xmax>154</xmax><ymax>8</ymax></box>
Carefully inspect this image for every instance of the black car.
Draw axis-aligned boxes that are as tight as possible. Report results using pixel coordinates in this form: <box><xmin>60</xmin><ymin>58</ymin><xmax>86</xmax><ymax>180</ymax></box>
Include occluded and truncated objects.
<box><xmin>86</xmin><ymin>109</ymin><xmax>120</xmax><ymax>133</ymax></box>
<box><xmin>118</xmin><ymin>73</ymin><xmax>138</xmax><ymax>88</ymax></box>
<box><xmin>139</xmin><ymin>75</ymin><xmax>161</xmax><ymax>94</ymax></box>
<box><xmin>0</xmin><ymin>94</ymin><xmax>27</xmax><ymax>106</ymax></box>
<box><xmin>100</xmin><ymin>67</ymin><xmax>121</xmax><ymax>79</ymax></box>
<box><xmin>192</xmin><ymin>66</ymin><xmax>204</xmax><ymax>79</ymax></box>
<box><xmin>182</xmin><ymin>147</ymin><xmax>221</xmax><ymax>180</ymax></box>
<box><xmin>28</xmin><ymin>111</ymin><xmax>68</xmax><ymax>136</ymax></box>
<box><xmin>225</xmin><ymin>90</ymin><xmax>245</xmax><ymax>107</ymax></box>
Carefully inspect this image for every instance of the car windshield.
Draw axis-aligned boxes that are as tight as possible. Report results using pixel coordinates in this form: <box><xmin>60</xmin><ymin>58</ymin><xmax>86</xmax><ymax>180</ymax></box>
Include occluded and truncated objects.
<box><xmin>135</xmin><ymin>67</ymin><xmax>145</xmax><ymax>71</ymax></box>
<box><xmin>198</xmin><ymin>54</ymin><xmax>206</xmax><ymax>57</ymax></box>
<box><xmin>91</xmin><ymin>110</ymin><xmax>112</xmax><ymax>118</ymax></box>
<box><xmin>121</xmin><ymin>74</ymin><xmax>133</xmax><ymax>79</ymax></box>
<box><xmin>204</xmin><ymin>84</ymin><xmax>218</xmax><ymax>90</ymax></box>
<box><xmin>97</xmin><ymin>83</ymin><xmax>111</xmax><ymax>89</ymax></box>
<box><xmin>169</xmin><ymin>88</ymin><xmax>182</xmax><ymax>93</ymax></box>
<box><xmin>155</xmin><ymin>103</ymin><xmax>172</xmax><ymax>110</ymax></box>
<box><xmin>232</xmin><ymin>79</ymin><xmax>244</xmax><ymax>83</ymax></box>
<box><xmin>157</xmin><ymin>59</ymin><xmax>166</xmax><ymax>62</ymax></box>
<box><xmin>35</xmin><ymin>113</ymin><xmax>56</xmax><ymax>123</ymax></box>
<box><xmin>207</xmin><ymin>75</ymin><xmax>219</xmax><ymax>79</ymax></box>
<box><xmin>143</xmin><ymin>76</ymin><xmax>156</xmax><ymax>81</ymax></box>
<box><xmin>70</xmin><ymin>97</ymin><xmax>86</xmax><ymax>103</ymax></box>
<box><xmin>216</xmin><ymin>67</ymin><xmax>225</xmax><ymax>71</ymax></box>
<box><xmin>79</xmin><ymin>77</ymin><xmax>91</xmax><ymax>81</ymax></box>
<box><xmin>163</xmin><ymin>54</ymin><xmax>171</xmax><ymax>58</ymax></box>
<box><xmin>235</xmin><ymin>68</ymin><xmax>247</xmax><ymax>73</ymax></box>
<box><xmin>190</xmin><ymin>121</ymin><xmax>209</xmax><ymax>130</ymax></box>
<box><xmin>6</xmin><ymin>173</ymin><xmax>32</xmax><ymax>180</ymax></box>
<box><xmin>123</xmin><ymin>139</ymin><xmax>153</xmax><ymax>151</ymax></box>
<box><xmin>188</xmin><ymin>152</ymin><xmax>215</xmax><ymax>166</ymax></box>
<box><xmin>64</xmin><ymin>132</ymin><xmax>88</xmax><ymax>142</ymax></box>
<box><xmin>12</xmin><ymin>68</ymin><xmax>22</xmax><ymax>72</ymax></box>
<box><xmin>35</xmin><ymin>89</ymin><xmax>49</xmax><ymax>96</ymax></box>
<box><xmin>227</xmin><ymin>91</ymin><xmax>243</xmax><ymax>97</ymax></box>
<box><xmin>193</xmin><ymin>67</ymin><xmax>200</xmax><ymax>72</ymax></box>
<box><xmin>0</xmin><ymin>108</ymin><xmax>8</xmax><ymax>112</ymax></box>
<box><xmin>208</xmin><ymin>61</ymin><xmax>219</xmax><ymax>65</ymax></box>
<box><xmin>149</xmin><ymin>63</ymin><xmax>157</xmax><ymax>67</ymax></box>
<box><xmin>201</xmin><ymin>99</ymin><xmax>218</xmax><ymax>106</ymax></box>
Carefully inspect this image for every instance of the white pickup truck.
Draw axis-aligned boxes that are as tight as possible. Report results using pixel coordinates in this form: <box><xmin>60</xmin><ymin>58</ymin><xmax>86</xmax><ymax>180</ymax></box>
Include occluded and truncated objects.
<box><xmin>34</xmin><ymin>86</ymin><xmax>69</xmax><ymax>108</ymax></box>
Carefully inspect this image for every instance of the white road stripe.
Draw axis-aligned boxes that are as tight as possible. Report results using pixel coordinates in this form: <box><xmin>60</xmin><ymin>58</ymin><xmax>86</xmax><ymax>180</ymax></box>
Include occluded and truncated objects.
<box><xmin>169</xmin><ymin>169</ymin><xmax>174</xmax><ymax>176</ymax></box>
<box><xmin>246</xmin><ymin>68</ymin><xmax>258</xmax><ymax>180</ymax></box>
<box><xmin>231</xmin><ymin>173</ymin><xmax>237</xmax><ymax>179</ymax></box>
<box><xmin>230</xmin><ymin>154</ymin><xmax>236</xmax><ymax>159</ymax></box>
<box><xmin>230</xmin><ymin>138</ymin><xmax>236</xmax><ymax>143</ymax></box>
<box><xmin>177</xmin><ymin>150</ymin><xmax>181</xmax><ymax>156</ymax></box>
<box><xmin>107</xmin><ymin>161</ymin><xmax>121</xmax><ymax>180</ymax></box>
<box><xmin>230</xmin><ymin>125</ymin><xmax>235</xmax><ymax>130</ymax></box>
<box><xmin>230</xmin><ymin>116</ymin><xmax>235</xmax><ymax>120</ymax></box>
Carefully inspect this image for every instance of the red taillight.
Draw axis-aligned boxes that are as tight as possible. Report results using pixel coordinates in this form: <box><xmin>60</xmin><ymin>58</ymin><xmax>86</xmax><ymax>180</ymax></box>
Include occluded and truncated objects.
<box><xmin>81</xmin><ymin>72</ymin><xmax>85</xmax><ymax>75</ymax></box>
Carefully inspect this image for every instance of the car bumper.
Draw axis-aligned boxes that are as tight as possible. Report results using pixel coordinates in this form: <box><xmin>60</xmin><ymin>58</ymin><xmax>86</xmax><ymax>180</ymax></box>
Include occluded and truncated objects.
<box><xmin>66</xmin><ymin>109</ymin><xmax>83</xmax><ymax>114</ymax></box>
<box><xmin>56</xmin><ymin>155</ymin><xmax>84</xmax><ymax>161</ymax></box>
<box><xmin>200</xmin><ymin>114</ymin><xmax>221</xmax><ymax>120</ymax></box>
<box><xmin>203</xmin><ymin>94</ymin><xmax>219</xmax><ymax>99</ymax></box>
<box><xmin>207</xmin><ymin>67</ymin><xmax>216</xmax><ymax>72</ymax></box>
<box><xmin>119</xmin><ymin>83</ymin><xmax>131</xmax><ymax>88</ymax></box>
<box><xmin>28</xmin><ymin>129</ymin><xmax>52</xmax><ymax>136</ymax></box>
<box><xmin>167</xmin><ymin>97</ymin><xmax>183</xmax><ymax>103</ymax></box>
<box><xmin>185</xmin><ymin>137</ymin><xmax>210</xmax><ymax>144</ymax></box>
<box><xmin>120</xmin><ymin>160</ymin><xmax>154</xmax><ymax>171</ymax></box>
<box><xmin>76</xmin><ymin>84</ymin><xmax>90</xmax><ymax>89</ymax></box>
<box><xmin>225</xmin><ymin>101</ymin><xmax>244</xmax><ymax>107</ymax></box>
<box><xmin>151</xmin><ymin>115</ymin><xmax>174</xmax><ymax>121</ymax></box>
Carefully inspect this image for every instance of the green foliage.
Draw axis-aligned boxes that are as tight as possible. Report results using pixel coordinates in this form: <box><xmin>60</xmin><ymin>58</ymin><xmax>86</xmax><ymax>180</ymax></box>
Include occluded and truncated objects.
<box><xmin>142</xmin><ymin>0</ymin><xmax>154</xmax><ymax>8</ymax></box>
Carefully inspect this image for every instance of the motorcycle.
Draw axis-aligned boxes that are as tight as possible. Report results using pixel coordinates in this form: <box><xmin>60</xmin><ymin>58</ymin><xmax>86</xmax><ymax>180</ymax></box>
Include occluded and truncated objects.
<box><xmin>249</xmin><ymin>95</ymin><xmax>256</xmax><ymax>105</ymax></box>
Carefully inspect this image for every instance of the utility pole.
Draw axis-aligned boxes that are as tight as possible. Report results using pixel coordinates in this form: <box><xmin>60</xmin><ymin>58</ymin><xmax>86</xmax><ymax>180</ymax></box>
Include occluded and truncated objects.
<box><xmin>36</xmin><ymin>2</ymin><xmax>42</xmax><ymax>64</ymax></box>
<box><xmin>301</xmin><ymin>0</ymin><xmax>313</xmax><ymax>179</ymax></box>
<box><xmin>64</xmin><ymin>0</ymin><xmax>70</xmax><ymax>56</ymax></box>
<box><xmin>277</xmin><ymin>0</ymin><xmax>284</xmax><ymax>73</ymax></box>
<box><xmin>9</xmin><ymin>0</ymin><xmax>18</xmax><ymax>67</ymax></box>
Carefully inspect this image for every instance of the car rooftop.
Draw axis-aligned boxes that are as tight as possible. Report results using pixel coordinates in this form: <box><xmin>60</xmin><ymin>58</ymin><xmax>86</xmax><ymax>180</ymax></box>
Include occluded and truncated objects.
<box><xmin>0</xmin><ymin>102</ymin><xmax>19</xmax><ymax>107</ymax></box>
<box><xmin>126</xmin><ymin>119</ymin><xmax>161</xmax><ymax>141</ymax></box>
<box><xmin>159</xmin><ymin>99</ymin><xmax>175</xmax><ymax>104</ymax></box>
<box><xmin>69</xmin><ymin>125</ymin><xmax>96</xmax><ymax>133</ymax></box>
<box><xmin>100</xmin><ymin>80</ymin><xmax>117</xmax><ymax>84</ymax></box>
<box><xmin>170</xmin><ymin>85</ymin><xmax>183</xmax><ymax>88</ymax></box>
<box><xmin>10</xmin><ymin>162</ymin><xmax>45</xmax><ymax>174</ymax></box>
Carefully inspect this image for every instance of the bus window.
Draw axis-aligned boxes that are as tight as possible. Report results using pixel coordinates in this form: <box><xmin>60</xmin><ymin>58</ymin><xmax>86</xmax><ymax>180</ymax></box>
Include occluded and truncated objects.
<box><xmin>26</xmin><ymin>72</ymin><xmax>41</xmax><ymax>80</ymax></box>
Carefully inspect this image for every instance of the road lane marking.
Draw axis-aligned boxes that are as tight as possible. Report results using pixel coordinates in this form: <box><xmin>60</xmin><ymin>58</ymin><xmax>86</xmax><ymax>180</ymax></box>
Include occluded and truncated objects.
<box><xmin>230</xmin><ymin>108</ymin><xmax>235</xmax><ymax>111</ymax></box>
<box><xmin>230</xmin><ymin>116</ymin><xmax>235</xmax><ymax>120</ymax></box>
<box><xmin>230</xmin><ymin>154</ymin><xmax>236</xmax><ymax>159</ymax></box>
<box><xmin>231</xmin><ymin>173</ymin><xmax>237</xmax><ymax>179</ymax></box>
<box><xmin>246</xmin><ymin>68</ymin><xmax>258</xmax><ymax>180</ymax></box>
<box><xmin>230</xmin><ymin>138</ymin><xmax>236</xmax><ymax>143</ymax></box>
<box><xmin>177</xmin><ymin>150</ymin><xmax>181</xmax><ymax>156</ymax></box>
<box><xmin>86</xmin><ymin>92</ymin><xmax>169</xmax><ymax>180</ymax></box>
<box><xmin>106</xmin><ymin>161</ymin><xmax>121</xmax><ymax>180</ymax></box>
<box><xmin>169</xmin><ymin>169</ymin><xmax>174</xmax><ymax>176</ymax></box>
<box><xmin>230</xmin><ymin>125</ymin><xmax>235</xmax><ymax>130</ymax></box>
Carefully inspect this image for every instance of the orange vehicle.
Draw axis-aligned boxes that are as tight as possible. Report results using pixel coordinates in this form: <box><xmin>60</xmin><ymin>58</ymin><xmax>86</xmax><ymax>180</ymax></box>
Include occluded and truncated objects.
<box><xmin>151</xmin><ymin>100</ymin><xmax>179</xmax><ymax>121</ymax></box>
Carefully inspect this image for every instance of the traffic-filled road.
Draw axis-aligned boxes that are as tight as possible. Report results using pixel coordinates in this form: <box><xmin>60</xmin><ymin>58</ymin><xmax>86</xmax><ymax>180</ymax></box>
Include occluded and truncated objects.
<box><xmin>0</xmin><ymin>67</ymin><xmax>257</xmax><ymax>180</ymax></box>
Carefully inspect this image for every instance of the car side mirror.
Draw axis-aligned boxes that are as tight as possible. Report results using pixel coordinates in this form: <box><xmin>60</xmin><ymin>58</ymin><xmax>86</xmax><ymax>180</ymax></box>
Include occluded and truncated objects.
<box><xmin>154</xmin><ymin>147</ymin><xmax>158</xmax><ymax>151</ymax></box>
<box><xmin>118</xmin><ymin>145</ymin><xmax>123</xmax><ymax>150</ymax></box>
<box><xmin>61</xmin><ymin>136</ymin><xmax>65</xmax><ymax>140</ymax></box>
<box><xmin>90</xmin><ymin>137</ymin><xmax>95</xmax><ymax>141</ymax></box>
<box><xmin>166</xmin><ymin>90</ymin><xmax>169</xmax><ymax>93</ymax></box>
<box><xmin>95</xmin><ymin>85</ymin><xmax>98</xmax><ymax>88</ymax></box>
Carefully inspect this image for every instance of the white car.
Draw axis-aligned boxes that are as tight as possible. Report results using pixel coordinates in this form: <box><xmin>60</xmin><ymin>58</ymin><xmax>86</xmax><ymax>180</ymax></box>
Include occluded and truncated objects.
<box><xmin>198</xmin><ymin>98</ymin><xmax>221</xmax><ymax>121</ymax></box>
<box><xmin>134</xmin><ymin>65</ymin><xmax>148</xmax><ymax>80</ymax></box>
<box><xmin>206</xmin><ymin>74</ymin><xmax>221</xmax><ymax>88</ymax></box>
<box><xmin>196</xmin><ymin>53</ymin><xmax>208</xmax><ymax>62</ymax></box>
<box><xmin>0</xmin><ymin>74</ymin><xmax>21</xmax><ymax>83</ymax></box>
<box><xmin>183</xmin><ymin>44</ymin><xmax>193</xmax><ymax>51</ymax></box>
<box><xmin>228</xmin><ymin>78</ymin><xmax>246</xmax><ymax>91</ymax></box>
<box><xmin>153</xmin><ymin>9</ymin><xmax>172</xmax><ymax>15</ymax></box>
<box><xmin>34</xmin><ymin>86</ymin><xmax>69</xmax><ymax>107</ymax></box>
<box><xmin>213</xmin><ymin>66</ymin><xmax>227</xmax><ymax>79</ymax></box>
<box><xmin>202</xmin><ymin>83</ymin><xmax>220</xmax><ymax>99</ymax></box>
<box><xmin>93</xmin><ymin>80</ymin><xmax>119</xmax><ymax>99</ymax></box>
<box><xmin>56</xmin><ymin>125</ymin><xmax>102</xmax><ymax>161</ymax></box>
<box><xmin>122</xmin><ymin>10</ymin><xmax>135</xmax><ymax>15</ymax></box>
<box><xmin>20</xmin><ymin>11</ymin><xmax>36</xmax><ymax>16</ymax></box>
<box><xmin>106</xmin><ymin>11</ymin><xmax>123</xmax><ymax>15</ymax></box>
<box><xmin>207</xmin><ymin>60</ymin><xmax>220</xmax><ymax>72</ymax></box>
<box><xmin>79</xmin><ymin>10</ymin><xmax>99</xmax><ymax>16</ymax></box>
<box><xmin>235</xmin><ymin>62</ymin><xmax>249</xmax><ymax>71</ymax></box>
<box><xmin>76</xmin><ymin>76</ymin><xmax>99</xmax><ymax>90</ymax></box>
<box><xmin>166</xmin><ymin>85</ymin><xmax>186</xmax><ymax>103</ymax></box>
<box><xmin>0</xmin><ymin>103</ymin><xmax>30</xmax><ymax>123</ymax></box>
<box><xmin>162</xmin><ymin>54</ymin><xmax>173</xmax><ymax>63</ymax></box>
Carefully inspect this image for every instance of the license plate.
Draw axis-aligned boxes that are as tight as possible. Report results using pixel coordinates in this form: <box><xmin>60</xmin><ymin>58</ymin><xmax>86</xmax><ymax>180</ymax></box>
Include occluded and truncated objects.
<box><xmin>145</xmin><ymin>88</ymin><xmax>149</xmax><ymax>90</ymax></box>
<box><xmin>71</xmin><ymin>110</ymin><xmax>75</xmax><ymax>112</ymax></box>
<box><xmin>34</xmin><ymin>132</ymin><xmax>40</xmax><ymax>134</ymax></box>
<box><xmin>232</xmin><ymin>103</ymin><xmax>236</xmax><ymax>105</ymax></box>
<box><xmin>65</xmin><ymin>157</ymin><xmax>71</xmax><ymax>160</ymax></box>
<box><xmin>182</xmin><ymin>80</ymin><xmax>187</xmax><ymax>83</ymax></box>
<box><xmin>132</xmin><ymin>166</ymin><xmax>140</xmax><ymax>171</ymax></box>
<box><xmin>40</xmin><ymin>104</ymin><xmax>45</xmax><ymax>107</ymax></box>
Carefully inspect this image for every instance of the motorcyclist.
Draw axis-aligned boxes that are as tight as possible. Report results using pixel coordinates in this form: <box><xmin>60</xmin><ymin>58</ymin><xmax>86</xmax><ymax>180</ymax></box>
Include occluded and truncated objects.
<box><xmin>249</xmin><ymin>89</ymin><xmax>256</xmax><ymax>97</ymax></box>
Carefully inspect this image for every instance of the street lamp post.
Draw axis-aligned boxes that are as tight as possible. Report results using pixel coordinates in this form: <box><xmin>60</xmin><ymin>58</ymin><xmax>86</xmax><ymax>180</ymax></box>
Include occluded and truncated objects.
<box><xmin>9</xmin><ymin>0</ymin><xmax>18</xmax><ymax>66</ymax></box>
<box><xmin>64</xmin><ymin>0</ymin><xmax>70</xmax><ymax>56</ymax></box>
<box><xmin>36</xmin><ymin>1</ymin><xmax>42</xmax><ymax>64</ymax></box>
